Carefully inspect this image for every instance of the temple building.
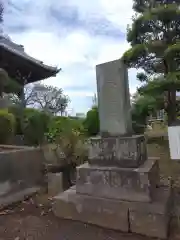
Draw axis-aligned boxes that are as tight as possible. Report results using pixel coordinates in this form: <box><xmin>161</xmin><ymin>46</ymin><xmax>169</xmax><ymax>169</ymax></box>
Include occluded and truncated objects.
<box><xmin>0</xmin><ymin>36</ymin><xmax>60</xmax><ymax>102</ymax></box>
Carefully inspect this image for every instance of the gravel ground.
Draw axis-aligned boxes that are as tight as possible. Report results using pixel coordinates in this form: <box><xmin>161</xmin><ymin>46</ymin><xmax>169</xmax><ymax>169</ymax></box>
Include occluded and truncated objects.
<box><xmin>0</xmin><ymin>194</ymin><xmax>179</xmax><ymax>240</ymax></box>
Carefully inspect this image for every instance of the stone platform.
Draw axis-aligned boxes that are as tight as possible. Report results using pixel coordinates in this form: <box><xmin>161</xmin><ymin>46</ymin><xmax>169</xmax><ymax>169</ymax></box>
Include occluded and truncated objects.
<box><xmin>76</xmin><ymin>158</ymin><xmax>159</xmax><ymax>202</ymax></box>
<box><xmin>53</xmin><ymin>186</ymin><xmax>172</xmax><ymax>239</ymax></box>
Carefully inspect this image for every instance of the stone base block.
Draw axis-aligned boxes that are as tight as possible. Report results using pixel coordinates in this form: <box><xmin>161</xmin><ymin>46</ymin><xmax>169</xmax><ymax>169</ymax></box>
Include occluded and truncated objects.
<box><xmin>53</xmin><ymin>186</ymin><xmax>171</xmax><ymax>239</ymax></box>
<box><xmin>129</xmin><ymin>187</ymin><xmax>172</xmax><ymax>239</ymax></box>
<box><xmin>88</xmin><ymin>135</ymin><xmax>147</xmax><ymax>168</ymax></box>
<box><xmin>76</xmin><ymin>158</ymin><xmax>159</xmax><ymax>202</ymax></box>
<box><xmin>53</xmin><ymin>186</ymin><xmax>129</xmax><ymax>232</ymax></box>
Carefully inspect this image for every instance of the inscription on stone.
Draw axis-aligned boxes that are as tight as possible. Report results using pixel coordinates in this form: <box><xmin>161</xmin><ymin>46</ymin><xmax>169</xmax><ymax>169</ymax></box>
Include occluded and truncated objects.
<box><xmin>87</xmin><ymin>170</ymin><xmax>137</xmax><ymax>189</ymax></box>
<box><xmin>102</xmin><ymin>171</ymin><xmax>110</xmax><ymax>185</ymax></box>
<box><xmin>89</xmin><ymin>138</ymin><xmax>141</xmax><ymax>161</ymax></box>
<box><xmin>110</xmin><ymin>171</ymin><xmax>122</xmax><ymax>187</ymax></box>
<box><xmin>90</xmin><ymin>171</ymin><xmax>104</xmax><ymax>184</ymax></box>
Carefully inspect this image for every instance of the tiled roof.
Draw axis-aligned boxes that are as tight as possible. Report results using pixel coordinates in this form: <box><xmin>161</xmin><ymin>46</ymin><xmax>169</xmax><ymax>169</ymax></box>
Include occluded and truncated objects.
<box><xmin>0</xmin><ymin>36</ymin><xmax>60</xmax><ymax>73</ymax></box>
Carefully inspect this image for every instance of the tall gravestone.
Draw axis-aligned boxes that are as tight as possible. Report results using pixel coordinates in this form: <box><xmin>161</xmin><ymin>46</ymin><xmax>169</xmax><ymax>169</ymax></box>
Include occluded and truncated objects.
<box><xmin>53</xmin><ymin>59</ymin><xmax>172</xmax><ymax>239</ymax></box>
<box><xmin>96</xmin><ymin>59</ymin><xmax>132</xmax><ymax>136</ymax></box>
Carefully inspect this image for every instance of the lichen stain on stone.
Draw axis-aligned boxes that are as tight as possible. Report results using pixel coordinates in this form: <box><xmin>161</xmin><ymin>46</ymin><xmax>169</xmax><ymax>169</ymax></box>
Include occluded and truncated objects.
<box><xmin>89</xmin><ymin>141</ymin><xmax>102</xmax><ymax>159</ymax></box>
<box><xmin>86</xmin><ymin>175</ymin><xmax>91</xmax><ymax>184</ymax></box>
<box><xmin>103</xmin><ymin>208</ymin><xmax>114</xmax><ymax>214</ymax></box>
<box><xmin>76</xmin><ymin>203</ymin><xmax>83</xmax><ymax>213</ymax></box>
<box><xmin>76</xmin><ymin>170</ymin><xmax>80</xmax><ymax>180</ymax></box>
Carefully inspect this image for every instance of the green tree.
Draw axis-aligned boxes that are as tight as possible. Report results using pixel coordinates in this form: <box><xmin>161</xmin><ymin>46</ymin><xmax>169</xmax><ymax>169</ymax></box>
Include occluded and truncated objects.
<box><xmin>0</xmin><ymin>109</ymin><xmax>15</xmax><ymax>144</ymax></box>
<box><xmin>4</xmin><ymin>78</ymin><xmax>21</xmax><ymax>95</ymax></box>
<box><xmin>131</xmin><ymin>93</ymin><xmax>161</xmax><ymax>132</ymax></box>
<box><xmin>22</xmin><ymin>108</ymin><xmax>51</xmax><ymax>146</ymax></box>
<box><xmin>123</xmin><ymin>0</ymin><xmax>180</xmax><ymax>125</ymax></box>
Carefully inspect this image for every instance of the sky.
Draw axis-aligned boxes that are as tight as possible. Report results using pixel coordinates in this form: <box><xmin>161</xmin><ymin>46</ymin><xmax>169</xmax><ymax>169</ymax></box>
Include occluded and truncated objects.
<box><xmin>2</xmin><ymin>0</ymin><xmax>139</xmax><ymax>115</ymax></box>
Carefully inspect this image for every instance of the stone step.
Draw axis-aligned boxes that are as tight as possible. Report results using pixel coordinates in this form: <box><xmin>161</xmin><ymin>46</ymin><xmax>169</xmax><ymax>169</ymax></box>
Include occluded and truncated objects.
<box><xmin>76</xmin><ymin>158</ymin><xmax>159</xmax><ymax>202</ymax></box>
<box><xmin>129</xmin><ymin>186</ymin><xmax>172</xmax><ymax>239</ymax></box>
<box><xmin>53</xmin><ymin>186</ymin><xmax>171</xmax><ymax>239</ymax></box>
<box><xmin>0</xmin><ymin>186</ymin><xmax>40</xmax><ymax>209</ymax></box>
<box><xmin>53</xmin><ymin>186</ymin><xmax>129</xmax><ymax>232</ymax></box>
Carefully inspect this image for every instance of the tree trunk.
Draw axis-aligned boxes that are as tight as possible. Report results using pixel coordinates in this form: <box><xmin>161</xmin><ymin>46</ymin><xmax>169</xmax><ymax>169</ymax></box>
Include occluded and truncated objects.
<box><xmin>17</xmin><ymin>86</ymin><xmax>26</xmax><ymax>108</ymax></box>
<box><xmin>167</xmin><ymin>89</ymin><xmax>176</xmax><ymax>126</ymax></box>
<box><xmin>163</xmin><ymin>59</ymin><xmax>177</xmax><ymax>126</ymax></box>
<box><xmin>63</xmin><ymin>163</ymin><xmax>76</xmax><ymax>189</ymax></box>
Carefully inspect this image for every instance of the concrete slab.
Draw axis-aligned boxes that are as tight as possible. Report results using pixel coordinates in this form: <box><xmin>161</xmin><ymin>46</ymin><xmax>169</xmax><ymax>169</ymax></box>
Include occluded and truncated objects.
<box><xmin>76</xmin><ymin>159</ymin><xmax>159</xmax><ymax>202</ymax></box>
<box><xmin>53</xmin><ymin>187</ymin><xmax>129</xmax><ymax>232</ymax></box>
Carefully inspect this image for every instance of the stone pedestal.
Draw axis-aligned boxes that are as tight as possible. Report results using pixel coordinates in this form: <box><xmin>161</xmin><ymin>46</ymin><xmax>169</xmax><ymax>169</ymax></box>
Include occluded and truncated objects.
<box><xmin>88</xmin><ymin>135</ymin><xmax>147</xmax><ymax>167</ymax></box>
<box><xmin>76</xmin><ymin>159</ymin><xmax>159</xmax><ymax>202</ymax></box>
<box><xmin>53</xmin><ymin>136</ymin><xmax>172</xmax><ymax>239</ymax></box>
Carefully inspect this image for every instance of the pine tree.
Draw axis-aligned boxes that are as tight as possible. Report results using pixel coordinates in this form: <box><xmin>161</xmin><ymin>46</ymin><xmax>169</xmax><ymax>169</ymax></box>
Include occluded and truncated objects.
<box><xmin>123</xmin><ymin>0</ymin><xmax>180</xmax><ymax>125</ymax></box>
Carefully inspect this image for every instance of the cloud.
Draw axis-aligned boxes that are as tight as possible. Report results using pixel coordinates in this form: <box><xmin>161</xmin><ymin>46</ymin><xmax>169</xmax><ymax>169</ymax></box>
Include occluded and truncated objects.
<box><xmin>49</xmin><ymin>5</ymin><xmax>124</xmax><ymax>38</ymax></box>
<box><xmin>3</xmin><ymin>0</ymin><xmax>138</xmax><ymax>114</ymax></box>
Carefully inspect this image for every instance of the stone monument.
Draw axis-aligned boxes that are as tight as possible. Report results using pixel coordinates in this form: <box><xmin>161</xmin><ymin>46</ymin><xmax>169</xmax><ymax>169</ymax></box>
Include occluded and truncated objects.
<box><xmin>96</xmin><ymin>59</ymin><xmax>132</xmax><ymax>136</ymax></box>
<box><xmin>53</xmin><ymin>59</ymin><xmax>172</xmax><ymax>239</ymax></box>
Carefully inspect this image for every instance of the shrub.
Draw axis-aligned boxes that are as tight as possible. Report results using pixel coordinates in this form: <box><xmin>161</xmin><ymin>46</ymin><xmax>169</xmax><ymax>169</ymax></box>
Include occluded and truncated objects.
<box><xmin>132</xmin><ymin>121</ymin><xmax>145</xmax><ymax>134</ymax></box>
<box><xmin>131</xmin><ymin>108</ymin><xmax>146</xmax><ymax>134</ymax></box>
<box><xmin>54</xmin><ymin>127</ymin><xmax>87</xmax><ymax>165</ymax></box>
<box><xmin>83</xmin><ymin>106</ymin><xmax>99</xmax><ymax>136</ymax></box>
<box><xmin>8</xmin><ymin>105</ymin><xmax>22</xmax><ymax>135</ymax></box>
<box><xmin>22</xmin><ymin>108</ymin><xmax>51</xmax><ymax>146</ymax></box>
<box><xmin>46</xmin><ymin>116</ymin><xmax>87</xmax><ymax>165</ymax></box>
<box><xmin>46</xmin><ymin>116</ymin><xmax>85</xmax><ymax>143</ymax></box>
<box><xmin>46</xmin><ymin>122</ymin><xmax>87</xmax><ymax>188</ymax></box>
<box><xmin>0</xmin><ymin>109</ymin><xmax>15</xmax><ymax>144</ymax></box>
